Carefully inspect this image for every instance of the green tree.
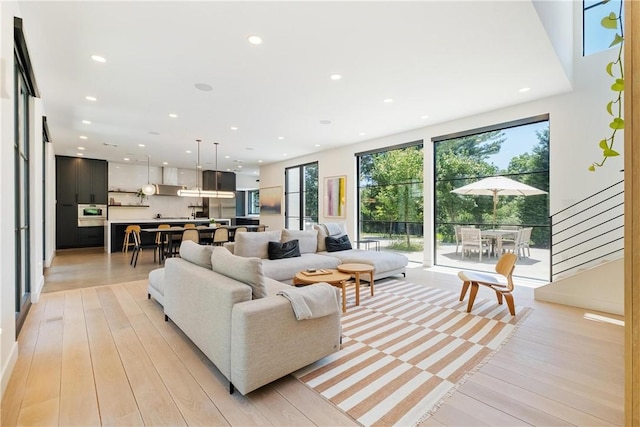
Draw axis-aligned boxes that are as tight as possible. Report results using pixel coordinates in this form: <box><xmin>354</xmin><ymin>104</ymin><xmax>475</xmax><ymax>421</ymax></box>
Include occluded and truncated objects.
<box><xmin>506</xmin><ymin>129</ymin><xmax>550</xmax><ymax>247</ymax></box>
<box><xmin>304</xmin><ymin>163</ymin><xmax>318</xmax><ymax>223</ymax></box>
<box><xmin>360</xmin><ymin>145</ymin><xmax>423</xmax><ymax>248</ymax></box>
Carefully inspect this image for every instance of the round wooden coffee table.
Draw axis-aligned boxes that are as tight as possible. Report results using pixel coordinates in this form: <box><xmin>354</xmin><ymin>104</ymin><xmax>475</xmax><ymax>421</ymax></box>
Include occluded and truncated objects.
<box><xmin>337</xmin><ymin>263</ymin><xmax>375</xmax><ymax>306</ymax></box>
<box><xmin>293</xmin><ymin>269</ymin><xmax>352</xmax><ymax>313</ymax></box>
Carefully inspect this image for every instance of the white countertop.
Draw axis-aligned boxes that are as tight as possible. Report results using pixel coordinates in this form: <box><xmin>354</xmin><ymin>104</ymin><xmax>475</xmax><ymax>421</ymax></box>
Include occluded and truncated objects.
<box><xmin>107</xmin><ymin>218</ymin><xmax>231</xmax><ymax>224</ymax></box>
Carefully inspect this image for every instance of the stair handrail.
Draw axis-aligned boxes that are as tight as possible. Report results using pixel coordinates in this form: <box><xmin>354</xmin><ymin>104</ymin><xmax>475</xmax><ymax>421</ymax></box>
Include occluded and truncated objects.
<box><xmin>549</xmin><ymin>179</ymin><xmax>624</xmax><ymax>280</ymax></box>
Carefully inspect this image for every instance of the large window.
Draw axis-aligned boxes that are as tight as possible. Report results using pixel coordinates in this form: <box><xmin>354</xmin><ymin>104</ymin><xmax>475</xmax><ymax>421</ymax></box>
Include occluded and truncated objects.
<box><xmin>285</xmin><ymin>162</ymin><xmax>318</xmax><ymax>230</ymax></box>
<box><xmin>357</xmin><ymin>142</ymin><xmax>423</xmax><ymax>256</ymax></box>
<box><xmin>434</xmin><ymin>116</ymin><xmax>550</xmax><ymax>280</ymax></box>
<box><xmin>583</xmin><ymin>0</ymin><xmax>623</xmax><ymax>56</ymax></box>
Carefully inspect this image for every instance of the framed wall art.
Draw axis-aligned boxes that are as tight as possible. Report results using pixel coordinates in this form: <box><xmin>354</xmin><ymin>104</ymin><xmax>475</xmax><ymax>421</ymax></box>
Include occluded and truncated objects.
<box><xmin>259</xmin><ymin>186</ymin><xmax>282</xmax><ymax>215</ymax></box>
<box><xmin>324</xmin><ymin>175</ymin><xmax>346</xmax><ymax>218</ymax></box>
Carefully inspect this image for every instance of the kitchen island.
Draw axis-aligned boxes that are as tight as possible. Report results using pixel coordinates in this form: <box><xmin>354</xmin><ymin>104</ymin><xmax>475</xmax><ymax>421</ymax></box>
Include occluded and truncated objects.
<box><xmin>106</xmin><ymin>218</ymin><xmax>231</xmax><ymax>253</ymax></box>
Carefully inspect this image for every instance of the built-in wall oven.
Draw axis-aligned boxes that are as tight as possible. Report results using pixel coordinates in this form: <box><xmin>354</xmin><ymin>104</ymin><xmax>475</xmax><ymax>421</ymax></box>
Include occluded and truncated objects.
<box><xmin>78</xmin><ymin>204</ymin><xmax>107</xmax><ymax>227</ymax></box>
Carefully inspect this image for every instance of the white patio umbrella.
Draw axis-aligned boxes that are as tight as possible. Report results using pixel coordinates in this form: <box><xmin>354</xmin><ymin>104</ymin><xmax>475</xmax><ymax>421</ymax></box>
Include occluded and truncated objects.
<box><xmin>451</xmin><ymin>176</ymin><xmax>547</xmax><ymax>226</ymax></box>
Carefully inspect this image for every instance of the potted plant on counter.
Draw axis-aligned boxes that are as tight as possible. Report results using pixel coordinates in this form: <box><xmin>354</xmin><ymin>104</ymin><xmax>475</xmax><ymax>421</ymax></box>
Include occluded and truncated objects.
<box><xmin>209</xmin><ymin>218</ymin><xmax>217</xmax><ymax>228</ymax></box>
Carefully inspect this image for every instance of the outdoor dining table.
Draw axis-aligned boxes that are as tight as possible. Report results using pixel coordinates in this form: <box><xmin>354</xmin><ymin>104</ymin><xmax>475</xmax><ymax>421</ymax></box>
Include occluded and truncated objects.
<box><xmin>142</xmin><ymin>225</ymin><xmax>264</xmax><ymax>262</ymax></box>
<box><xmin>481</xmin><ymin>229</ymin><xmax>518</xmax><ymax>258</ymax></box>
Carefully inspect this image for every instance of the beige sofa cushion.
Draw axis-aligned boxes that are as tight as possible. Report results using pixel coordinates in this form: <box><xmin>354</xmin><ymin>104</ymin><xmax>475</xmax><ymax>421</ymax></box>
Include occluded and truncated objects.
<box><xmin>179</xmin><ymin>240</ymin><xmax>214</xmax><ymax>269</ymax></box>
<box><xmin>211</xmin><ymin>247</ymin><xmax>267</xmax><ymax>299</ymax></box>
<box><xmin>234</xmin><ymin>230</ymin><xmax>282</xmax><ymax>259</ymax></box>
<box><xmin>281</xmin><ymin>229</ymin><xmax>318</xmax><ymax>254</ymax></box>
<box><xmin>314</xmin><ymin>223</ymin><xmax>347</xmax><ymax>252</ymax></box>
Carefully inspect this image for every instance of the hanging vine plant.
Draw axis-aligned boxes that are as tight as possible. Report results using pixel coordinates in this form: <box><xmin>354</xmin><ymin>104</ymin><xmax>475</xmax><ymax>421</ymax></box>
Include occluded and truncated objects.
<box><xmin>589</xmin><ymin>1</ymin><xmax>624</xmax><ymax>171</ymax></box>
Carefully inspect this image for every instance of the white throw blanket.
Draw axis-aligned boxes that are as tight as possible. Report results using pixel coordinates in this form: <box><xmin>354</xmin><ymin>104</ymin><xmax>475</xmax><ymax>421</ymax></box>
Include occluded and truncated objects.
<box><xmin>325</xmin><ymin>223</ymin><xmax>343</xmax><ymax>236</ymax></box>
<box><xmin>278</xmin><ymin>283</ymin><xmax>340</xmax><ymax>320</ymax></box>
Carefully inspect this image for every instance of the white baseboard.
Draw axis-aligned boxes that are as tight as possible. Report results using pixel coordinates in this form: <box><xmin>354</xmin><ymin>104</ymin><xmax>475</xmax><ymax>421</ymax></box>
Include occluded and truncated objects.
<box><xmin>1</xmin><ymin>340</ymin><xmax>19</xmax><ymax>399</ymax></box>
<box><xmin>31</xmin><ymin>276</ymin><xmax>45</xmax><ymax>303</ymax></box>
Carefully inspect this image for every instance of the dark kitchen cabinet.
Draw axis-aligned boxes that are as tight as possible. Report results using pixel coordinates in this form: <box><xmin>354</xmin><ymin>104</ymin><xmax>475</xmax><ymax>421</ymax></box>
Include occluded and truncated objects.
<box><xmin>56</xmin><ymin>156</ymin><xmax>108</xmax><ymax>249</ymax></box>
<box><xmin>203</xmin><ymin>170</ymin><xmax>236</xmax><ymax>192</ymax></box>
<box><xmin>56</xmin><ymin>156</ymin><xmax>77</xmax><ymax>204</ymax></box>
<box><xmin>77</xmin><ymin>158</ymin><xmax>108</xmax><ymax>204</ymax></box>
<box><xmin>78</xmin><ymin>226</ymin><xmax>104</xmax><ymax>247</ymax></box>
<box><xmin>56</xmin><ymin>156</ymin><xmax>108</xmax><ymax>204</ymax></box>
<box><xmin>56</xmin><ymin>203</ymin><xmax>78</xmax><ymax>248</ymax></box>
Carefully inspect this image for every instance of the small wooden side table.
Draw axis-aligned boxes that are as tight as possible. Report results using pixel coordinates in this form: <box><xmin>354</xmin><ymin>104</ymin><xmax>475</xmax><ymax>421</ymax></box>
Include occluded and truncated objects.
<box><xmin>337</xmin><ymin>263</ymin><xmax>375</xmax><ymax>304</ymax></box>
<box><xmin>293</xmin><ymin>269</ymin><xmax>353</xmax><ymax>313</ymax></box>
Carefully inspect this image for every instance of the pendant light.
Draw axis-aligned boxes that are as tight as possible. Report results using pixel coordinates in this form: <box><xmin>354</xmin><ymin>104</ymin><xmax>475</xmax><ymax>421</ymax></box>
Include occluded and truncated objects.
<box><xmin>177</xmin><ymin>140</ymin><xmax>234</xmax><ymax>198</ymax></box>
<box><xmin>141</xmin><ymin>155</ymin><xmax>156</xmax><ymax>195</ymax></box>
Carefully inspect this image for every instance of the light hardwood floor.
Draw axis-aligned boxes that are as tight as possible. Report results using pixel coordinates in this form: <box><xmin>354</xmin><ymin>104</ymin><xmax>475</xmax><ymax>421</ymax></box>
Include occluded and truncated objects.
<box><xmin>1</xmin><ymin>250</ymin><xmax>624</xmax><ymax>426</ymax></box>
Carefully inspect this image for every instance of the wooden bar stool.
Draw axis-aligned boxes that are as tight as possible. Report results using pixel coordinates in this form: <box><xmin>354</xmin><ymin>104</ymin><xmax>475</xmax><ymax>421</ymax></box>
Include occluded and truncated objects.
<box><xmin>122</xmin><ymin>225</ymin><xmax>140</xmax><ymax>253</ymax></box>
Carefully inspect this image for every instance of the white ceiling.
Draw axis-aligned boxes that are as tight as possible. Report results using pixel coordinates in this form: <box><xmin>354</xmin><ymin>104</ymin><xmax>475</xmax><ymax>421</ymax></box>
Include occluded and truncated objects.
<box><xmin>17</xmin><ymin>1</ymin><xmax>571</xmax><ymax>176</ymax></box>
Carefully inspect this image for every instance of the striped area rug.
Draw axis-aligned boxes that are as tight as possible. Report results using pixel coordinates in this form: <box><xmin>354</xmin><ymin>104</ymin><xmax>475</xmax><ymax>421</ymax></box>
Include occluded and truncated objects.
<box><xmin>294</xmin><ymin>278</ymin><xmax>532</xmax><ymax>427</ymax></box>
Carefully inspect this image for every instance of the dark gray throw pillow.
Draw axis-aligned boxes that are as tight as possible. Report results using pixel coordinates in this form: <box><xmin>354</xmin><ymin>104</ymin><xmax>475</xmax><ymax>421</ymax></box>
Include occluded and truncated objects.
<box><xmin>325</xmin><ymin>234</ymin><xmax>352</xmax><ymax>252</ymax></box>
<box><xmin>268</xmin><ymin>239</ymin><xmax>301</xmax><ymax>260</ymax></box>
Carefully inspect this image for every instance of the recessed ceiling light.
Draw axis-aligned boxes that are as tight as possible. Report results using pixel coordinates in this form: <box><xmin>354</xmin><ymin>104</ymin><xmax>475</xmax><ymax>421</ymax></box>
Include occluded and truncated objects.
<box><xmin>169</xmin><ymin>113</ymin><xmax>178</xmax><ymax>118</ymax></box>
<box><xmin>314</xmin><ymin>144</ymin><xmax>320</xmax><ymax>147</ymax></box>
<box><xmin>124</xmin><ymin>157</ymin><xmax>130</xmax><ymax>161</ymax></box>
<box><xmin>77</xmin><ymin>153</ymin><xmax>84</xmax><ymax>156</ymax></box>
<box><xmin>225</xmin><ymin>155</ymin><xmax>230</xmax><ymax>159</ymax></box>
<box><xmin>277</xmin><ymin>136</ymin><xmax>284</xmax><ymax>140</ymax></box>
<box><xmin>85</xmin><ymin>96</ymin><xmax>97</xmax><ymax>101</ymax></box>
<box><xmin>195</xmin><ymin>83</ymin><xmax>213</xmax><ymax>91</ymax></box>
<box><xmin>79</xmin><ymin>135</ymin><xmax>88</xmax><ymax>140</ymax></box>
<box><xmin>384</xmin><ymin>98</ymin><xmax>393</xmax><ymax>103</ymax></box>
<box><xmin>162</xmin><ymin>162</ymin><xmax>168</xmax><ymax>165</ymax></box>
<box><xmin>226</xmin><ymin>168</ymin><xmax>232</xmax><ymax>171</ymax></box>
<box><xmin>420</xmin><ymin>115</ymin><xmax>429</xmax><ymax>119</ymax></box>
<box><xmin>197</xmin><ymin>165</ymin><xmax>202</xmax><ymax>169</ymax></box>
<box><xmin>77</xmin><ymin>146</ymin><xmax>85</xmax><ymax>150</ymax></box>
<box><xmin>519</xmin><ymin>87</ymin><xmax>531</xmax><ymax>93</ymax></box>
<box><xmin>258</xmin><ymin>160</ymin><xmax>263</xmax><ymax>163</ymax></box>
<box><xmin>359</xmin><ymin>132</ymin><xmax>366</xmax><ymax>136</ymax></box>
<box><xmin>230</xmin><ymin>126</ymin><xmax>238</xmax><ymax>131</ymax></box>
<box><xmin>283</xmin><ymin>153</ymin><xmax>288</xmax><ymax>156</ymax></box>
<box><xmin>185</xmin><ymin>150</ymin><xmax>192</xmax><ymax>154</ymax></box>
<box><xmin>330</xmin><ymin>74</ymin><xmax>342</xmax><ymax>80</ymax></box>
<box><xmin>91</xmin><ymin>55</ymin><xmax>106</xmax><ymax>63</ymax></box>
<box><xmin>237</xmin><ymin>165</ymin><xmax>243</xmax><ymax>168</ymax></box>
<box><xmin>138</xmin><ymin>144</ymin><xmax>145</xmax><ymax>147</ymax></box>
<box><xmin>247</xmin><ymin>35</ymin><xmax>263</xmax><ymax>45</ymax></box>
<box><xmin>320</xmin><ymin>120</ymin><xmax>332</xmax><ymax>125</ymax></box>
<box><xmin>82</xmin><ymin>120</ymin><xmax>91</xmax><ymax>124</ymax></box>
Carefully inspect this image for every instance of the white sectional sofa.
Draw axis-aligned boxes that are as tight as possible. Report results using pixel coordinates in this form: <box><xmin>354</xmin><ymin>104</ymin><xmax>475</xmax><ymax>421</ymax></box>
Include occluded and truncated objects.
<box><xmin>150</xmin><ymin>241</ymin><xmax>342</xmax><ymax>395</ymax></box>
<box><xmin>224</xmin><ymin>223</ymin><xmax>408</xmax><ymax>282</ymax></box>
<box><xmin>148</xmin><ymin>223</ymin><xmax>407</xmax><ymax>395</ymax></box>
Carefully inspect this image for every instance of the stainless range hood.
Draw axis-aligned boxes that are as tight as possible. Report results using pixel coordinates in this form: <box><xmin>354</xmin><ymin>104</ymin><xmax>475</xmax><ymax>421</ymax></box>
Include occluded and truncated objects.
<box><xmin>154</xmin><ymin>184</ymin><xmax>187</xmax><ymax>196</ymax></box>
<box><xmin>153</xmin><ymin>167</ymin><xmax>186</xmax><ymax>196</ymax></box>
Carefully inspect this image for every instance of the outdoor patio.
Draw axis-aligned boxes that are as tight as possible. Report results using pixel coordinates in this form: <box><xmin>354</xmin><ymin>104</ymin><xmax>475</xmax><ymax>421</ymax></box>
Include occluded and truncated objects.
<box><xmin>360</xmin><ymin>237</ymin><xmax>550</xmax><ymax>287</ymax></box>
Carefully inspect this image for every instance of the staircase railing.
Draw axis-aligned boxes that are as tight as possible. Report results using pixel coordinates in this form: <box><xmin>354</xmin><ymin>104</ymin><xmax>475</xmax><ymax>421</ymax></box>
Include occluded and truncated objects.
<box><xmin>550</xmin><ymin>179</ymin><xmax>624</xmax><ymax>280</ymax></box>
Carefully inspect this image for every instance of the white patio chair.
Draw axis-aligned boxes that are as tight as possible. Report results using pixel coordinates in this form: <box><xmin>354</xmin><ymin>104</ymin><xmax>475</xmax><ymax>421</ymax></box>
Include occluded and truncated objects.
<box><xmin>460</xmin><ymin>227</ymin><xmax>491</xmax><ymax>261</ymax></box>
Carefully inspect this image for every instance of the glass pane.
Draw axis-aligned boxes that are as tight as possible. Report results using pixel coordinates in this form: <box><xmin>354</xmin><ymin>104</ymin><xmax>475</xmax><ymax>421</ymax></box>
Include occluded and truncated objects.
<box><xmin>287</xmin><ymin>167</ymin><xmax>300</xmax><ymax>192</ymax></box>
<box><xmin>584</xmin><ymin>0</ymin><xmax>623</xmax><ymax>56</ymax></box>
<box><xmin>357</xmin><ymin>144</ymin><xmax>424</xmax><ymax>255</ymax></box>
<box><xmin>434</xmin><ymin>119</ymin><xmax>549</xmax><ymax>280</ymax></box>
<box><xmin>288</xmin><ymin>193</ymin><xmax>300</xmax><ymax>217</ymax></box>
<box><xmin>287</xmin><ymin>217</ymin><xmax>300</xmax><ymax>230</ymax></box>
